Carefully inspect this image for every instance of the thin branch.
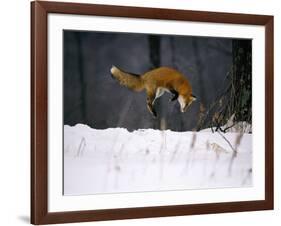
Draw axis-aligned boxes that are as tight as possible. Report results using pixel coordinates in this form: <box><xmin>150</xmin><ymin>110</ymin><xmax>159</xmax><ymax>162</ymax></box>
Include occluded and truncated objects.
<box><xmin>217</xmin><ymin>131</ymin><xmax>236</xmax><ymax>154</ymax></box>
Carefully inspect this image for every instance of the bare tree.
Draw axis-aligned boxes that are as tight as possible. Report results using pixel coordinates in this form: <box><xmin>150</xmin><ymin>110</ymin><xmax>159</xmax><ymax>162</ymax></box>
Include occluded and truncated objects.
<box><xmin>197</xmin><ymin>39</ymin><xmax>252</xmax><ymax>132</ymax></box>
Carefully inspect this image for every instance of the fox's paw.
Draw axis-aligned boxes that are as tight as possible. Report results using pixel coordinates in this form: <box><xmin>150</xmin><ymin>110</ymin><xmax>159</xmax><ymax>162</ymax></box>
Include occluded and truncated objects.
<box><xmin>170</xmin><ymin>94</ymin><xmax>178</xmax><ymax>102</ymax></box>
<box><xmin>169</xmin><ymin>90</ymin><xmax>178</xmax><ymax>102</ymax></box>
<box><xmin>148</xmin><ymin>109</ymin><xmax>157</xmax><ymax>118</ymax></box>
<box><xmin>147</xmin><ymin>104</ymin><xmax>157</xmax><ymax>118</ymax></box>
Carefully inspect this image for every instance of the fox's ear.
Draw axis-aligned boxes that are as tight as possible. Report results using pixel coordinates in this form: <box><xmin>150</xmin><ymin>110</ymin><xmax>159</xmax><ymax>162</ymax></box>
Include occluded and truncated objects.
<box><xmin>191</xmin><ymin>94</ymin><xmax>196</xmax><ymax>101</ymax></box>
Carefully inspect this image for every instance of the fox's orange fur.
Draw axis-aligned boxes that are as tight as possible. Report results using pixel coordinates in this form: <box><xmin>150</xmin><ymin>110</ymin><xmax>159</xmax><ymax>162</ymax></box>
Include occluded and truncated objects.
<box><xmin>110</xmin><ymin>66</ymin><xmax>196</xmax><ymax>117</ymax></box>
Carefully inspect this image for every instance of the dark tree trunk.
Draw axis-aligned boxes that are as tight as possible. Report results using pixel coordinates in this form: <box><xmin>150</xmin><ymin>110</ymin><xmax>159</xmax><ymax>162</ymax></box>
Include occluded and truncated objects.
<box><xmin>75</xmin><ymin>33</ymin><xmax>87</xmax><ymax>124</ymax></box>
<box><xmin>191</xmin><ymin>38</ymin><xmax>206</xmax><ymax>105</ymax></box>
<box><xmin>148</xmin><ymin>35</ymin><xmax>161</xmax><ymax>68</ymax></box>
<box><xmin>148</xmin><ymin>35</ymin><xmax>166</xmax><ymax>129</ymax></box>
<box><xmin>169</xmin><ymin>36</ymin><xmax>184</xmax><ymax>131</ymax></box>
<box><xmin>231</xmin><ymin>39</ymin><xmax>252</xmax><ymax>123</ymax></box>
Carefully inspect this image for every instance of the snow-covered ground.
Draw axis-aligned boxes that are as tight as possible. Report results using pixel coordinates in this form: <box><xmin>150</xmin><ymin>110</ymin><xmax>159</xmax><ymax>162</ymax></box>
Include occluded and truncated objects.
<box><xmin>64</xmin><ymin>124</ymin><xmax>252</xmax><ymax>195</ymax></box>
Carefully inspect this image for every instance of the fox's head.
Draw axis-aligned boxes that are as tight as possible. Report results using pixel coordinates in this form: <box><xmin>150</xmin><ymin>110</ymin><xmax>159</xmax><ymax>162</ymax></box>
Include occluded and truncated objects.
<box><xmin>178</xmin><ymin>93</ymin><xmax>196</xmax><ymax>112</ymax></box>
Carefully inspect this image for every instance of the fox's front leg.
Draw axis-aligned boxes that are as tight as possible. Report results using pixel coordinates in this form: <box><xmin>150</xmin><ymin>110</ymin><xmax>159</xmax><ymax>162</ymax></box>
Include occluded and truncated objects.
<box><xmin>146</xmin><ymin>92</ymin><xmax>157</xmax><ymax>118</ymax></box>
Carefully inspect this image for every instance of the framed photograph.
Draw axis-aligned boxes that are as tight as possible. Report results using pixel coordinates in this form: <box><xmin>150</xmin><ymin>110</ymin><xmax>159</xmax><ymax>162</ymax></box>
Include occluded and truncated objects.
<box><xmin>31</xmin><ymin>1</ymin><xmax>274</xmax><ymax>224</ymax></box>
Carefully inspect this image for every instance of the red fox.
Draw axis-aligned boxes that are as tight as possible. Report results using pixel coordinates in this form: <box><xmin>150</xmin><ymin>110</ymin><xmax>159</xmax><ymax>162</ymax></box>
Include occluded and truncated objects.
<box><xmin>110</xmin><ymin>66</ymin><xmax>196</xmax><ymax>117</ymax></box>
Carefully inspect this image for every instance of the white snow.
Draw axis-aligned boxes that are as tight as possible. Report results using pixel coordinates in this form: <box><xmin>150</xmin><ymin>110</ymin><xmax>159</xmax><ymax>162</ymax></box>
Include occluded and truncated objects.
<box><xmin>64</xmin><ymin>124</ymin><xmax>252</xmax><ymax>195</ymax></box>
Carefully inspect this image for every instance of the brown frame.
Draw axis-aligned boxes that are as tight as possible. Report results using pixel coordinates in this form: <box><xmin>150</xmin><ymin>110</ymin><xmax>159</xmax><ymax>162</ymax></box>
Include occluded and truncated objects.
<box><xmin>31</xmin><ymin>1</ymin><xmax>274</xmax><ymax>224</ymax></box>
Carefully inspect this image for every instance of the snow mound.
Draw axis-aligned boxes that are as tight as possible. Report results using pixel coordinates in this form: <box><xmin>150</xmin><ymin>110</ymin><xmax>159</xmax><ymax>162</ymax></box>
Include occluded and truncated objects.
<box><xmin>64</xmin><ymin>124</ymin><xmax>252</xmax><ymax>195</ymax></box>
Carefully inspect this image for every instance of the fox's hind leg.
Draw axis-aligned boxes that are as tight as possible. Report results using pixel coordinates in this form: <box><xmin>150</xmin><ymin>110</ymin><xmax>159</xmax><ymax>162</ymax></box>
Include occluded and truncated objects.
<box><xmin>146</xmin><ymin>92</ymin><xmax>157</xmax><ymax>118</ymax></box>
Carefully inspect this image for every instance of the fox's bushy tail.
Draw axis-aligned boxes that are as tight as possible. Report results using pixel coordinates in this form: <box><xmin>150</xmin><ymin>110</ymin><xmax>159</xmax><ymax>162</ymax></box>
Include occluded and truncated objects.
<box><xmin>110</xmin><ymin>66</ymin><xmax>144</xmax><ymax>91</ymax></box>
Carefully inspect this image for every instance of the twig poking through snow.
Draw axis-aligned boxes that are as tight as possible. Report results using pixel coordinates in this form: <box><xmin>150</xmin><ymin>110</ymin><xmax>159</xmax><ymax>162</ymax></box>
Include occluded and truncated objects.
<box><xmin>217</xmin><ymin>131</ymin><xmax>236</xmax><ymax>155</ymax></box>
<box><xmin>170</xmin><ymin>138</ymin><xmax>181</xmax><ymax>163</ymax></box>
<box><xmin>190</xmin><ymin>133</ymin><xmax>197</xmax><ymax>149</ymax></box>
<box><xmin>234</xmin><ymin>133</ymin><xmax>243</xmax><ymax>152</ymax></box>
<box><xmin>228</xmin><ymin>133</ymin><xmax>244</xmax><ymax>176</ymax></box>
<box><xmin>210</xmin><ymin>143</ymin><xmax>228</xmax><ymax>158</ymax></box>
<box><xmin>76</xmin><ymin>137</ymin><xmax>86</xmax><ymax>157</ymax></box>
<box><xmin>242</xmin><ymin>168</ymin><xmax>252</xmax><ymax>185</ymax></box>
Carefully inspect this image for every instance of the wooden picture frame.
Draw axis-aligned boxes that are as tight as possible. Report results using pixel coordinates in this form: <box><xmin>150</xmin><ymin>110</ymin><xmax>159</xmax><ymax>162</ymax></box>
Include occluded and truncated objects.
<box><xmin>31</xmin><ymin>1</ymin><xmax>274</xmax><ymax>224</ymax></box>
